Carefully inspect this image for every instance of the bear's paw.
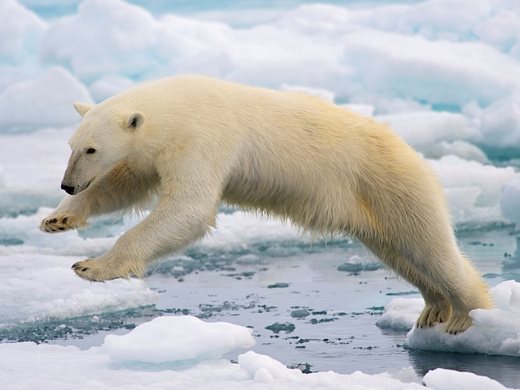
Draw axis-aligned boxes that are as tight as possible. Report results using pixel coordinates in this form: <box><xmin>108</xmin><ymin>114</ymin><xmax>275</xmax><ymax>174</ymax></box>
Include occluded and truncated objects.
<box><xmin>72</xmin><ymin>257</ymin><xmax>145</xmax><ymax>282</ymax></box>
<box><xmin>444</xmin><ymin>313</ymin><xmax>473</xmax><ymax>335</ymax></box>
<box><xmin>40</xmin><ymin>213</ymin><xmax>85</xmax><ymax>233</ymax></box>
<box><xmin>416</xmin><ymin>303</ymin><xmax>452</xmax><ymax>328</ymax></box>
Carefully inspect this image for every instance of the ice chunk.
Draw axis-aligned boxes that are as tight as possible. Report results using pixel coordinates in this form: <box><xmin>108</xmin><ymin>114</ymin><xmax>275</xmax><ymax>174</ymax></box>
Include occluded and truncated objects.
<box><xmin>337</xmin><ymin>255</ymin><xmax>381</xmax><ymax>273</ymax></box>
<box><xmin>474</xmin><ymin>9</ymin><xmax>520</xmax><ymax>55</ymax></box>
<box><xmin>350</xmin><ymin>0</ymin><xmax>491</xmax><ymax>41</ymax></box>
<box><xmin>238</xmin><ymin>350</ymin><xmax>426</xmax><ymax>388</ymax></box>
<box><xmin>500</xmin><ymin>179</ymin><xmax>520</xmax><ymax>226</ymax></box>
<box><xmin>339</xmin><ymin>28</ymin><xmax>520</xmax><ymax>106</ymax></box>
<box><xmin>102</xmin><ymin>315</ymin><xmax>255</xmax><ymax>363</ymax></box>
<box><xmin>479</xmin><ymin>94</ymin><xmax>520</xmax><ymax>149</ymax></box>
<box><xmin>423</xmin><ymin>368</ymin><xmax>510</xmax><ymax>390</ymax></box>
<box><xmin>350</xmin><ymin>0</ymin><xmax>520</xmax><ymax>61</ymax></box>
<box><xmin>41</xmin><ymin>0</ymin><xmax>158</xmax><ymax>81</ymax></box>
<box><xmin>376</xmin><ymin>298</ymin><xmax>423</xmax><ymax>331</ymax></box>
<box><xmin>201</xmin><ymin>211</ymin><xmax>303</xmax><ymax>249</ymax></box>
<box><xmin>0</xmin><ymin>251</ymin><xmax>157</xmax><ymax>327</ymax></box>
<box><xmin>406</xmin><ymin>308</ymin><xmax>520</xmax><ymax>356</ymax></box>
<box><xmin>377</xmin><ymin>111</ymin><xmax>479</xmax><ymax>156</ymax></box>
<box><xmin>0</xmin><ymin>0</ymin><xmax>47</xmax><ymax>62</ymax></box>
<box><xmin>0</xmin><ymin>67</ymin><xmax>91</xmax><ymax>132</ymax></box>
<box><xmin>426</xmin><ymin>141</ymin><xmax>488</xmax><ymax>164</ymax></box>
<box><xmin>428</xmin><ymin>156</ymin><xmax>520</xmax><ymax>226</ymax></box>
<box><xmin>88</xmin><ymin>75</ymin><xmax>135</xmax><ymax>102</ymax></box>
<box><xmin>378</xmin><ymin>281</ymin><xmax>520</xmax><ymax>357</ymax></box>
<box><xmin>239</xmin><ymin>351</ymin><xmax>300</xmax><ymax>382</ymax></box>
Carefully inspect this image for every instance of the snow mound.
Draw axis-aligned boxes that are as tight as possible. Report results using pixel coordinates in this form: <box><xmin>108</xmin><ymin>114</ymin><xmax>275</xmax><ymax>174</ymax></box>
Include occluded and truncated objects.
<box><xmin>237</xmin><ymin>351</ymin><xmax>424</xmax><ymax>388</ymax></box>
<box><xmin>41</xmin><ymin>0</ymin><xmax>158</xmax><ymax>81</ymax></box>
<box><xmin>0</xmin><ymin>66</ymin><xmax>91</xmax><ymax>132</ymax></box>
<box><xmin>102</xmin><ymin>315</ymin><xmax>255</xmax><ymax>363</ymax></box>
<box><xmin>0</xmin><ymin>317</ymin><xmax>509</xmax><ymax>389</ymax></box>
<box><xmin>378</xmin><ymin>111</ymin><xmax>482</xmax><ymax>160</ymax></box>
<box><xmin>423</xmin><ymin>368</ymin><xmax>511</xmax><ymax>390</ymax></box>
<box><xmin>0</xmin><ymin>0</ymin><xmax>46</xmax><ymax>62</ymax></box>
<box><xmin>429</xmin><ymin>155</ymin><xmax>520</xmax><ymax>226</ymax></box>
<box><xmin>3</xmin><ymin>0</ymin><xmax>520</xmax><ymax>155</ymax></box>
<box><xmin>375</xmin><ymin>298</ymin><xmax>424</xmax><ymax>331</ymax></box>
<box><xmin>377</xmin><ymin>281</ymin><xmax>520</xmax><ymax>357</ymax></box>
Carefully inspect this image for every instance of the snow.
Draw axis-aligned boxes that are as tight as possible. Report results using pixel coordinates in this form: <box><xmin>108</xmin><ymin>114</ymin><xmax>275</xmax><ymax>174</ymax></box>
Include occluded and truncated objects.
<box><xmin>375</xmin><ymin>298</ymin><xmax>424</xmax><ymax>331</ymax></box>
<box><xmin>377</xmin><ymin>110</ymin><xmax>483</xmax><ymax>160</ymax></box>
<box><xmin>423</xmin><ymin>368</ymin><xmax>511</xmax><ymax>390</ymax></box>
<box><xmin>377</xmin><ymin>281</ymin><xmax>520</xmax><ymax>358</ymax></box>
<box><xmin>0</xmin><ymin>66</ymin><xmax>92</xmax><ymax>132</ymax></box>
<box><xmin>0</xmin><ymin>0</ymin><xmax>46</xmax><ymax>62</ymax></box>
<box><xmin>41</xmin><ymin>0</ymin><xmax>158</xmax><ymax>82</ymax></box>
<box><xmin>429</xmin><ymin>156</ymin><xmax>520</xmax><ymax>226</ymax></box>
<box><xmin>2</xmin><ymin>0</ymin><xmax>520</xmax><ymax>153</ymax></box>
<box><xmin>102</xmin><ymin>315</ymin><xmax>255</xmax><ymax>363</ymax></box>
<box><xmin>0</xmin><ymin>251</ymin><xmax>157</xmax><ymax>327</ymax></box>
<box><xmin>0</xmin><ymin>315</ymin><xmax>506</xmax><ymax>390</ymax></box>
<box><xmin>478</xmin><ymin>94</ymin><xmax>520</xmax><ymax>149</ymax></box>
<box><xmin>88</xmin><ymin>75</ymin><xmax>134</xmax><ymax>102</ymax></box>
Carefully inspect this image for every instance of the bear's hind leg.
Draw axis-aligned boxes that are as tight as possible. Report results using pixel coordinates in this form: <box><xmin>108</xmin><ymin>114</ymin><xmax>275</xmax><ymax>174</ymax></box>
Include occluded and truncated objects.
<box><xmin>359</xmin><ymin>238</ymin><xmax>453</xmax><ymax>328</ymax></box>
<box><xmin>397</xmin><ymin>247</ymin><xmax>491</xmax><ymax>334</ymax></box>
<box><xmin>389</xmin><ymin>258</ymin><xmax>452</xmax><ymax>328</ymax></box>
<box><xmin>386</xmin><ymin>257</ymin><xmax>453</xmax><ymax>328</ymax></box>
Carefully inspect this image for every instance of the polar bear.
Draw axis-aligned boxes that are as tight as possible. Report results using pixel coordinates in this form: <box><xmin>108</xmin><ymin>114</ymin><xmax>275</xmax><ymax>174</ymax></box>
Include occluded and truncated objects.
<box><xmin>40</xmin><ymin>75</ymin><xmax>492</xmax><ymax>334</ymax></box>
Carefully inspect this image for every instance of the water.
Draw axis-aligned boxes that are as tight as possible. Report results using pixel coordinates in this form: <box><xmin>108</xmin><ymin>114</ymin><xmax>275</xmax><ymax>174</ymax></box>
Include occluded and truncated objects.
<box><xmin>2</xmin><ymin>223</ymin><xmax>518</xmax><ymax>387</ymax></box>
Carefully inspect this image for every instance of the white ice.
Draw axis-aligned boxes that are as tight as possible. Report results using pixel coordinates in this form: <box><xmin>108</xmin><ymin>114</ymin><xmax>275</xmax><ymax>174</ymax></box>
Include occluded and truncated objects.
<box><xmin>429</xmin><ymin>156</ymin><xmax>520</xmax><ymax>226</ymax></box>
<box><xmin>0</xmin><ymin>66</ymin><xmax>92</xmax><ymax>132</ymax></box>
<box><xmin>0</xmin><ymin>314</ymin><xmax>510</xmax><ymax>390</ymax></box>
<box><xmin>101</xmin><ymin>315</ymin><xmax>255</xmax><ymax>363</ymax></box>
<box><xmin>2</xmin><ymin>0</ymin><xmax>520</xmax><ymax>154</ymax></box>
<box><xmin>377</xmin><ymin>280</ymin><xmax>520</xmax><ymax>358</ymax></box>
<box><xmin>0</xmin><ymin>251</ymin><xmax>157</xmax><ymax>327</ymax></box>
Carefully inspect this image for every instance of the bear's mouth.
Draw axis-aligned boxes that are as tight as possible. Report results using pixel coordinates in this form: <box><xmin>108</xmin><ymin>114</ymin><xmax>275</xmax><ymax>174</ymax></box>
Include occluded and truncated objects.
<box><xmin>75</xmin><ymin>178</ymin><xmax>94</xmax><ymax>194</ymax></box>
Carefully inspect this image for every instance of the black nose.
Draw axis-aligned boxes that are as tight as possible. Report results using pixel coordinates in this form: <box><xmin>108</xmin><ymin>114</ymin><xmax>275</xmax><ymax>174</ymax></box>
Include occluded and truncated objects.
<box><xmin>61</xmin><ymin>184</ymin><xmax>75</xmax><ymax>195</ymax></box>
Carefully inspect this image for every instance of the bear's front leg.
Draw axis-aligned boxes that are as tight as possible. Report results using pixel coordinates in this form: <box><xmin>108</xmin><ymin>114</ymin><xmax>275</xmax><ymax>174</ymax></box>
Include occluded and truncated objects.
<box><xmin>71</xmin><ymin>166</ymin><xmax>221</xmax><ymax>281</ymax></box>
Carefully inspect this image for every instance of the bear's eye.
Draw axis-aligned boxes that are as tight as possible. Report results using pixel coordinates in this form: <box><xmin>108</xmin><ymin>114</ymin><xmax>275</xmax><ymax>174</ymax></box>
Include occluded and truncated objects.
<box><xmin>86</xmin><ymin>148</ymin><xmax>97</xmax><ymax>154</ymax></box>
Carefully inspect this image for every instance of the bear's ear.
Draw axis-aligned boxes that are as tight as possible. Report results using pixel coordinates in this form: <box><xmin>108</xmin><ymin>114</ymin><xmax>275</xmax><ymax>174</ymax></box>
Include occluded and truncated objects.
<box><xmin>126</xmin><ymin>112</ymin><xmax>144</xmax><ymax>131</ymax></box>
<box><xmin>73</xmin><ymin>102</ymin><xmax>94</xmax><ymax>117</ymax></box>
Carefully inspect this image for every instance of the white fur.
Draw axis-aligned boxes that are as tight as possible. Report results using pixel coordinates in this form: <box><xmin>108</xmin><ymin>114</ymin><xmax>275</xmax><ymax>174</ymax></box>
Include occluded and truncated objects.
<box><xmin>41</xmin><ymin>75</ymin><xmax>492</xmax><ymax>333</ymax></box>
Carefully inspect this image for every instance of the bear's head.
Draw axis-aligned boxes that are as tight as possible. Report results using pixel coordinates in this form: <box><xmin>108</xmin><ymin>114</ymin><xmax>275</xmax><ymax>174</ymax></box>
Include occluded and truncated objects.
<box><xmin>61</xmin><ymin>102</ymin><xmax>145</xmax><ymax>195</ymax></box>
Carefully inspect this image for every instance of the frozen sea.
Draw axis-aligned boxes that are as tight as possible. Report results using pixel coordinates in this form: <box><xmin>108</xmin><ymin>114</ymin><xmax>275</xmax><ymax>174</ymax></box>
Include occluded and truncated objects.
<box><xmin>2</xmin><ymin>0</ymin><xmax>520</xmax><ymax>388</ymax></box>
